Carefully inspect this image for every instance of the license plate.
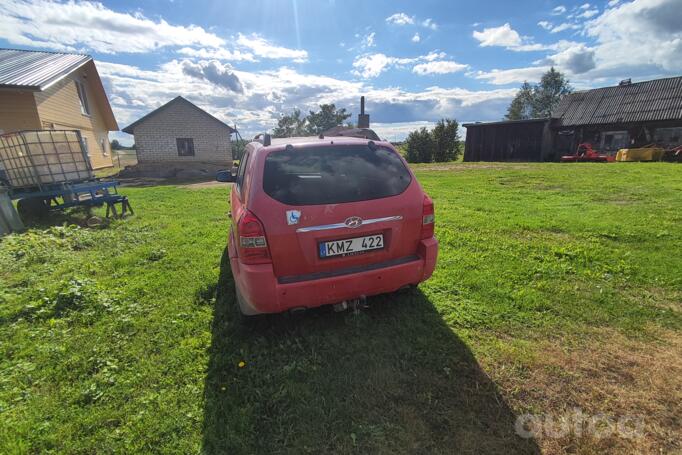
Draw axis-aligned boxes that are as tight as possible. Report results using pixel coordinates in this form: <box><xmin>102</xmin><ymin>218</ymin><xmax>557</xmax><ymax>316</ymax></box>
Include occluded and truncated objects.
<box><xmin>319</xmin><ymin>234</ymin><xmax>384</xmax><ymax>258</ymax></box>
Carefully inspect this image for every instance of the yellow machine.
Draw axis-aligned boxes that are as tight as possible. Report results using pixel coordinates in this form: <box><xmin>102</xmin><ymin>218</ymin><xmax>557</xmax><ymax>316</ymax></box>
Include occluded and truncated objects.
<box><xmin>615</xmin><ymin>147</ymin><xmax>665</xmax><ymax>162</ymax></box>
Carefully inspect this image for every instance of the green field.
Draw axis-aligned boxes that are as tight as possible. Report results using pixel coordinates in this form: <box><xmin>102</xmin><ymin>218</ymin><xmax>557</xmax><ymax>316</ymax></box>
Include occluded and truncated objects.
<box><xmin>1</xmin><ymin>163</ymin><xmax>680</xmax><ymax>454</ymax></box>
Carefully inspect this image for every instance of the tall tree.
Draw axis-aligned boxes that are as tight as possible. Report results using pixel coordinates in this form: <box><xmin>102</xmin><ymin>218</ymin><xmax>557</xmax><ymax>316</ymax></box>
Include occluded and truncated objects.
<box><xmin>305</xmin><ymin>104</ymin><xmax>352</xmax><ymax>135</ymax></box>
<box><xmin>505</xmin><ymin>82</ymin><xmax>535</xmax><ymax>120</ymax></box>
<box><xmin>532</xmin><ymin>67</ymin><xmax>572</xmax><ymax>118</ymax></box>
<box><xmin>431</xmin><ymin>118</ymin><xmax>461</xmax><ymax>162</ymax></box>
<box><xmin>505</xmin><ymin>67</ymin><xmax>572</xmax><ymax>120</ymax></box>
<box><xmin>272</xmin><ymin>109</ymin><xmax>307</xmax><ymax>138</ymax></box>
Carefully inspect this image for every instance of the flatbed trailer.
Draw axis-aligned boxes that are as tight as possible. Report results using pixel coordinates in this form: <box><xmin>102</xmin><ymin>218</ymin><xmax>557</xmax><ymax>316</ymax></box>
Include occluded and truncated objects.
<box><xmin>9</xmin><ymin>180</ymin><xmax>133</xmax><ymax>219</ymax></box>
<box><xmin>0</xmin><ymin>129</ymin><xmax>132</xmax><ymax>234</ymax></box>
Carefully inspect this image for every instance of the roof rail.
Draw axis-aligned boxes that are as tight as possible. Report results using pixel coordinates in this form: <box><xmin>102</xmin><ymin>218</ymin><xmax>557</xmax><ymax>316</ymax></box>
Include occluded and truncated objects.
<box><xmin>253</xmin><ymin>133</ymin><xmax>272</xmax><ymax>146</ymax></box>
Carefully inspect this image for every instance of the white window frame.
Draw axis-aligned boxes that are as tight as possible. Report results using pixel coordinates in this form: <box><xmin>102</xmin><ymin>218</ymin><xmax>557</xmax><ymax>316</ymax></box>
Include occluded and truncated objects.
<box><xmin>75</xmin><ymin>80</ymin><xmax>91</xmax><ymax>116</ymax></box>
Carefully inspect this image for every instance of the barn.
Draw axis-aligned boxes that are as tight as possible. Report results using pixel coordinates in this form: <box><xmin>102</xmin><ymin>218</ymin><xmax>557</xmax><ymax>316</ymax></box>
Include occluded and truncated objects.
<box><xmin>464</xmin><ymin>76</ymin><xmax>682</xmax><ymax>162</ymax></box>
<box><xmin>123</xmin><ymin>96</ymin><xmax>234</xmax><ymax>166</ymax></box>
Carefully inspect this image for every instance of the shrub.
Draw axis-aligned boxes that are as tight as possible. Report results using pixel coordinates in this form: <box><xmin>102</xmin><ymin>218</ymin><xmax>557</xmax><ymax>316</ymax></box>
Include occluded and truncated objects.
<box><xmin>405</xmin><ymin>127</ymin><xmax>436</xmax><ymax>163</ymax></box>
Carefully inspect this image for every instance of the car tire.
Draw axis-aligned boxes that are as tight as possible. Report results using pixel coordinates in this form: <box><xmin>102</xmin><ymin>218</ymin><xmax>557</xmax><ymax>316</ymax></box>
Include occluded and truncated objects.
<box><xmin>17</xmin><ymin>197</ymin><xmax>50</xmax><ymax>221</ymax></box>
<box><xmin>235</xmin><ymin>284</ymin><xmax>259</xmax><ymax>319</ymax></box>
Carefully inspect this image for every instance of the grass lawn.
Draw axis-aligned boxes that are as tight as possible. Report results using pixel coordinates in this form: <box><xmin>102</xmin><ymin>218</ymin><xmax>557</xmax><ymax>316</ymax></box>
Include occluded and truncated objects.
<box><xmin>1</xmin><ymin>163</ymin><xmax>680</xmax><ymax>454</ymax></box>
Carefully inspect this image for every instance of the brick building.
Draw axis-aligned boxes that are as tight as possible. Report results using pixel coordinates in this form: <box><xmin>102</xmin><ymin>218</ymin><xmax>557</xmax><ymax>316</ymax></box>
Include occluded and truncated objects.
<box><xmin>122</xmin><ymin>96</ymin><xmax>234</xmax><ymax>165</ymax></box>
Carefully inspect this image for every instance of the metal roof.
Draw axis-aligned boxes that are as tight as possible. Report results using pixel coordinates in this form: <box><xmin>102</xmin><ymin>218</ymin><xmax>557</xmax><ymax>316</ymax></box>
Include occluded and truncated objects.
<box><xmin>0</xmin><ymin>48</ymin><xmax>91</xmax><ymax>91</ymax></box>
<box><xmin>552</xmin><ymin>76</ymin><xmax>682</xmax><ymax>127</ymax></box>
<box><xmin>463</xmin><ymin>118</ymin><xmax>549</xmax><ymax>128</ymax></box>
<box><xmin>122</xmin><ymin>96</ymin><xmax>235</xmax><ymax>134</ymax></box>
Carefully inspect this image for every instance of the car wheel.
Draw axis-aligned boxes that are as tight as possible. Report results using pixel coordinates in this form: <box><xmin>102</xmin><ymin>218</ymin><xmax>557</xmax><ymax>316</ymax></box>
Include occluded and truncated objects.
<box><xmin>235</xmin><ymin>284</ymin><xmax>259</xmax><ymax>319</ymax></box>
<box><xmin>17</xmin><ymin>197</ymin><xmax>50</xmax><ymax>221</ymax></box>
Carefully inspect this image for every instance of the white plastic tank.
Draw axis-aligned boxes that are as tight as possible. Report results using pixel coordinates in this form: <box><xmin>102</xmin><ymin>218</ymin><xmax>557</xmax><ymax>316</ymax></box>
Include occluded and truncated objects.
<box><xmin>0</xmin><ymin>130</ymin><xmax>94</xmax><ymax>189</ymax></box>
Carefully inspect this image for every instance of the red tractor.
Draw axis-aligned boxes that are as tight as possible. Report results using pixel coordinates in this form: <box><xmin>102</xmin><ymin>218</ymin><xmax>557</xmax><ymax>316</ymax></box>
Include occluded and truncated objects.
<box><xmin>560</xmin><ymin>143</ymin><xmax>610</xmax><ymax>162</ymax></box>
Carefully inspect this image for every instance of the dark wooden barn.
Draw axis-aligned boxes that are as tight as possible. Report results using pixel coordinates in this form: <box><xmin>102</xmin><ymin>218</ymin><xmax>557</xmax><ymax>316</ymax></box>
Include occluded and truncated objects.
<box><xmin>463</xmin><ymin>118</ymin><xmax>553</xmax><ymax>162</ymax></box>
<box><xmin>464</xmin><ymin>76</ymin><xmax>682</xmax><ymax>162</ymax></box>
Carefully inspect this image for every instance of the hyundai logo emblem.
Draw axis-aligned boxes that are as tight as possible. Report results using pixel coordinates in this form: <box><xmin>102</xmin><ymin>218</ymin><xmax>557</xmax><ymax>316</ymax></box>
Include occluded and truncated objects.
<box><xmin>344</xmin><ymin>216</ymin><xmax>363</xmax><ymax>228</ymax></box>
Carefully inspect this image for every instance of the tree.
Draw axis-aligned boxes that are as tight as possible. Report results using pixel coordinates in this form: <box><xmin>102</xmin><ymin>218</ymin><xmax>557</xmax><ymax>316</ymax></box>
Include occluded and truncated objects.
<box><xmin>431</xmin><ymin>118</ymin><xmax>461</xmax><ymax>162</ymax></box>
<box><xmin>405</xmin><ymin>127</ymin><xmax>436</xmax><ymax>163</ymax></box>
<box><xmin>533</xmin><ymin>67</ymin><xmax>572</xmax><ymax>117</ymax></box>
<box><xmin>272</xmin><ymin>108</ymin><xmax>307</xmax><ymax>138</ymax></box>
<box><xmin>505</xmin><ymin>82</ymin><xmax>535</xmax><ymax>120</ymax></box>
<box><xmin>305</xmin><ymin>104</ymin><xmax>352</xmax><ymax>135</ymax></box>
<box><xmin>271</xmin><ymin>104</ymin><xmax>352</xmax><ymax>137</ymax></box>
<box><xmin>110</xmin><ymin>139</ymin><xmax>122</xmax><ymax>150</ymax></box>
<box><xmin>505</xmin><ymin>67</ymin><xmax>572</xmax><ymax>120</ymax></box>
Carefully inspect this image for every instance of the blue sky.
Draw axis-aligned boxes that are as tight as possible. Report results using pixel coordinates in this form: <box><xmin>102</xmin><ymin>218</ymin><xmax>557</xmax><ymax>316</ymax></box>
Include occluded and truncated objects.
<box><xmin>1</xmin><ymin>0</ymin><xmax>680</xmax><ymax>144</ymax></box>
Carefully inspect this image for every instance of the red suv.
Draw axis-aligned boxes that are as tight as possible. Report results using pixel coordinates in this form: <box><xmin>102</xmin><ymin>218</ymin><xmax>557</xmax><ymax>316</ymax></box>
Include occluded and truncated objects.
<box><xmin>217</xmin><ymin>135</ymin><xmax>438</xmax><ymax>315</ymax></box>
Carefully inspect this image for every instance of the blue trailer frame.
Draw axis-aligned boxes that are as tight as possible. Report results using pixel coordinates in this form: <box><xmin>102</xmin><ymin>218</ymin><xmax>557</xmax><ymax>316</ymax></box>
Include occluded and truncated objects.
<box><xmin>8</xmin><ymin>179</ymin><xmax>133</xmax><ymax>219</ymax></box>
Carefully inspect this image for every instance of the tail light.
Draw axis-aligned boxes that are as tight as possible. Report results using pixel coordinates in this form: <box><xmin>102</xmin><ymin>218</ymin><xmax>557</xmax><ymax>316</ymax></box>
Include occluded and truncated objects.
<box><xmin>421</xmin><ymin>195</ymin><xmax>435</xmax><ymax>239</ymax></box>
<box><xmin>237</xmin><ymin>210</ymin><xmax>271</xmax><ymax>264</ymax></box>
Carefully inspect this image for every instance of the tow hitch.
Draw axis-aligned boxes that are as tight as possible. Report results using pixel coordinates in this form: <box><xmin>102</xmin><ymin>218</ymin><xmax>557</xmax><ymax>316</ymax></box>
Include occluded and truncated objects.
<box><xmin>333</xmin><ymin>295</ymin><xmax>369</xmax><ymax>313</ymax></box>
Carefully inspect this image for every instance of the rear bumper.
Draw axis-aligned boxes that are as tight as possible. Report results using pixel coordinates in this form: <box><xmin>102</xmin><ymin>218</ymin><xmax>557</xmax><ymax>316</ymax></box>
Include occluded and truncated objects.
<box><xmin>230</xmin><ymin>237</ymin><xmax>438</xmax><ymax>314</ymax></box>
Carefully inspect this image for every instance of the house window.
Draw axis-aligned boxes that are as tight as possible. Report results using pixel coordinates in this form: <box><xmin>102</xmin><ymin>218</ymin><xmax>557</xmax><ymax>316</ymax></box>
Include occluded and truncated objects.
<box><xmin>176</xmin><ymin>138</ymin><xmax>195</xmax><ymax>156</ymax></box>
<box><xmin>75</xmin><ymin>80</ymin><xmax>90</xmax><ymax>115</ymax></box>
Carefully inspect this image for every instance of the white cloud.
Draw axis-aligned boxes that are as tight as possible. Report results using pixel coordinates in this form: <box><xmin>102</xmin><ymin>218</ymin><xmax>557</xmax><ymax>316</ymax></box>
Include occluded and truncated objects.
<box><xmin>552</xmin><ymin>5</ymin><xmax>567</xmax><ymax>15</ymax></box>
<box><xmin>412</xmin><ymin>33</ymin><xmax>421</xmax><ymax>43</ymax></box>
<box><xmin>538</xmin><ymin>21</ymin><xmax>553</xmax><ymax>30</ymax></box>
<box><xmin>0</xmin><ymin>0</ymin><xmax>309</xmax><ymax>65</ymax></box>
<box><xmin>180</xmin><ymin>60</ymin><xmax>244</xmax><ymax>93</ymax></box>
<box><xmin>585</xmin><ymin>0</ymin><xmax>682</xmax><ymax>73</ymax></box>
<box><xmin>578</xmin><ymin>8</ymin><xmax>599</xmax><ymax>18</ymax></box>
<box><xmin>413</xmin><ymin>60</ymin><xmax>468</xmax><ymax>75</ymax></box>
<box><xmin>473</xmin><ymin>23</ymin><xmax>522</xmax><ymax>47</ymax></box>
<box><xmin>352</xmin><ymin>51</ymin><xmax>448</xmax><ymax>78</ymax></box>
<box><xmin>474</xmin><ymin>66</ymin><xmax>550</xmax><ymax>85</ymax></box>
<box><xmin>474</xmin><ymin>0</ymin><xmax>682</xmax><ymax>87</ymax></box>
<box><xmin>385</xmin><ymin>13</ymin><xmax>415</xmax><ymax>26</ymax></box>
<box><xmin>99</xmin><ymin>58</ymin><xmax>517</xmax><ymax>141</ymax></box>
<box><xmin>550</xmin><ymin>22</ymin><xmax>580</xmax><ymax>33</ymax></box>
<box><xmin>352</xmin><ymin>53</ymin><xmax>394</xmax><ymax>78</ymax></box>
<box><xmin>371</xmin><ymin>121</ymin><xmax>437</xmax><ymax>141</ymax></box>
<box><xmin>579</xmin><ymin>3</ymin><xmax>591</xmax><ymax>9</ymax></box>
<box><xmin>0</xmin><ymin>0</ymin><xmax>224</xmax><ymax>54</ymax></box>
<box><xmin>177</xmin><ymin>47</ymin><xmax>256</xmax><ymax>62</ymax></box>
<box><xmin>235</xmin><ymin>34</ymin><xmax>308</xmax><ymax>62</ymax></box>
<box><xmin>607</xmin><ymin>0</ymin><xmax>620</xmax><ymax>6</ymax></box>
<box><xmin>364</xmin><ymin>32</ymin><xmax>376</xmax><ymax>48</ymax></box>
<box><xmin>548</xmin><ymin>43</ymin><xmax>596</xmax><ymax>74</ymax></box>
<box><xmin>472</xmin><ymin>23</ymin><xmax>551</xmax><ymax>51</ymax></box>
<box><xmin>422</xmin><ymin>18</ymin><xmax>438</xmax><ymax>30</ymax></box>
<box><xmin>385</xmin><ymin>12</ymin><xmax>437</xmax><ymax>30</ymax></box>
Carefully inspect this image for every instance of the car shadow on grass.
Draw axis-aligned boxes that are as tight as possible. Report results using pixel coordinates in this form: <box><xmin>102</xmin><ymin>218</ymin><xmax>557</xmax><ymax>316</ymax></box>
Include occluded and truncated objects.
<box><xmin>201</xmin><ymin>248</ymin><xmax>540</xmax><ymax>454</ymax></box>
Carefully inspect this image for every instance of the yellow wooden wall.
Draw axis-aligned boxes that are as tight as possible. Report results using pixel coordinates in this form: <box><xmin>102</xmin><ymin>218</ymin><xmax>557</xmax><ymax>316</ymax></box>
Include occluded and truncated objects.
<box><xmin>34</xmin><ymin>68</ymin><xmax>114</xmax><ymax>169</ymax></box>
<box><xmin>0</xmin><ymin>91</ymin><xmax>41</xmax><ymax>133</ymax></box>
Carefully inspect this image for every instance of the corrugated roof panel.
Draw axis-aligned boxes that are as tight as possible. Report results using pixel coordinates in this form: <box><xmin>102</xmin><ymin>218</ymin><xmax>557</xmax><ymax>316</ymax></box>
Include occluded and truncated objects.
<box><xmin>0</xmin><ymin>48</ymin><xmax>91</xmax><ymax>90</ymax></box>
<box><xmin>553</xmin><ymin>76</ymin><xmax>682</xmax><ymax>126</ymax></box>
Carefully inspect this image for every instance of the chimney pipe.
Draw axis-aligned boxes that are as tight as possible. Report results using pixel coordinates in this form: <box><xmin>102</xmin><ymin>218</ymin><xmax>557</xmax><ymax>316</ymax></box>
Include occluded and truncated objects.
<box><xmin>357</xmin><ymin>96</ymin><xmax>370</xmax><ymax>128</ymax></box>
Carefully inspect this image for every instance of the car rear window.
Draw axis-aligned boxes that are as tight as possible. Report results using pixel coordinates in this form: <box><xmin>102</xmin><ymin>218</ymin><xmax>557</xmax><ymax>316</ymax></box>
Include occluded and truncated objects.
<box><xmin>263</xmin><ymin>145</ymin><xmax>412</xmax><ymax>205</ymax></box>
